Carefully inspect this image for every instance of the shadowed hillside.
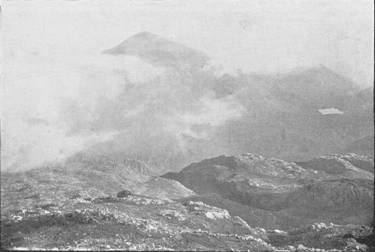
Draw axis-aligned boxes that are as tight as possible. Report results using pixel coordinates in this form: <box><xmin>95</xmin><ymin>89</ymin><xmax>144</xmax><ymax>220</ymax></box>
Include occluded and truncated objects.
<box><xmin>163</xmin><ymin>153</ymin><xmax>374</xmax><ymax>230</ymax></box>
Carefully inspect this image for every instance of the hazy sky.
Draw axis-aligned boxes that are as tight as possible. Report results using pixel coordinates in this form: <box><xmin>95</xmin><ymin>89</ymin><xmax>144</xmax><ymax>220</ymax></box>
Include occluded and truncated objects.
<box><xmin>2</xmin><ymin>0</ymin><xmax>373</xmax><ymax>83</ymax></box>
<box><xmin>1</xmin><ymin>0</ymin><xmax>374</xmax><ymax>171</ymax></box>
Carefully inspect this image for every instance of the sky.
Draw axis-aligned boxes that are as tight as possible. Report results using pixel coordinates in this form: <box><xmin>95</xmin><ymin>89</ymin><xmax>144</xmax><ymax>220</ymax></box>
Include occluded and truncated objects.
<box><xmin>1</xmin><ymin>0</ymin><xmax>374</xmax><ymax>171</ymax></box>
<box><xmin>2</xmin><ymin>0</ymin><xmax>373</xmax><ymax>83</ymax></box>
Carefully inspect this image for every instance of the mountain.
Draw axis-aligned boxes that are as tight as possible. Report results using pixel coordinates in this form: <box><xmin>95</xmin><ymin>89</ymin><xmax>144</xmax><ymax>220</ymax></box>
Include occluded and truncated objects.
<box><xmin>269</xmin><ymin>66</ymin><xmax>357</xmax><ymax>109</ymax></box>
<box><xmin>162</xmin><ymin>153</ymin><xmax>374</xmax><ymax>229</ymax></box>
<box><xmin>210</xmin><ymin>88</ymin><xmax>372</xmax><ymax>164</ymax></box>
<box><xmin>95</xmin><ymin>33</ymin><xmax>374</xmax><ymax>172</ymax></box>
<box><xmin>344</xmin><ymin>136</ymin><xmax>374</xmax><ymax>159</ymax></box>
<box><xmin>215</xmin><ymin>69</ymin><xmax>373</xmax><ymax>163</ymax></box>
<box><xmin>344</xmin><ymin>86</ymin><xmax>373</xmax><ymax>114</ymax></box>
<box><xmin>103</xmin><ymin>31</ymin><xmax>209</xmax><ymax>68</ymax></box>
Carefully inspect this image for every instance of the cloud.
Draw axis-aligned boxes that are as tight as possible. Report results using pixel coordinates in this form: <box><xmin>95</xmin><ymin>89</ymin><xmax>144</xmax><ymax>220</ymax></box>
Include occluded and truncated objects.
<box><xmin>2</xmin><ymin>119</ymin><xmax>117</xmax><ymax>172</ymax></box>
<box><xmin>2</xmin><ymin>36</ymin><xmax>245</xmax><ymax>171</ymax></box>
<box><xmin>62</xmin><ymin>50</ymin><xmax>245</xmax><ymax>156</ymax></box>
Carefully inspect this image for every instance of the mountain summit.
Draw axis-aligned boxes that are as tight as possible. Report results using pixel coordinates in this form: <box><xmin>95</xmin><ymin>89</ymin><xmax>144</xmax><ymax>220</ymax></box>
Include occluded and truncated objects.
<box><xmin>103</xmin><ymin>32</ymin><xmax>209</xmax><ymax>68</ymax></box>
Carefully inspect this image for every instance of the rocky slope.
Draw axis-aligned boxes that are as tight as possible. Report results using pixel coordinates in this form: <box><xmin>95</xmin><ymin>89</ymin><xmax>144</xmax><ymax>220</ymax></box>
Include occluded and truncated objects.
<box><xmin>1</xmin><ymin>152</ymin><xmax>373</xmax><ymax>251</ymax></box>
<box><xmin>1</xmin><ymin>188</ymin><xmax>372</xmax><ymax>251</ymax></box>
<box><xmin>1</xmin><ymin>153</ymin><xmax>194</xmax><ymax>215</ymax></box>
<box><xmin>296</xmin><ymin>153</ymin><xmax>374</xmax><ymax>174</ymax></box>
<box><xmin>1</xmin><ymin>193</ymin><xmax>273</xmax><ymax>251</ymax></box>
<box><xmin>1</xmin><ymin>192</ymin><xmax>372</xmax><ymax>251</ymax></box>
<box><xmin>163</xmin><ymin>153</ymin><xmax>374</xmax><ymax>230</ymax></box>
<box><xmin>344</xmin><ymin>136</ymin><xmax>374</xmax><ymax>159</ymax></box>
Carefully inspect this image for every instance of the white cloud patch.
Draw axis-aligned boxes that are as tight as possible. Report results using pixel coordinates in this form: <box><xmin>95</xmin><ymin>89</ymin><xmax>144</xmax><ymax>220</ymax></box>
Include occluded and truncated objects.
<box><xmin>2</xmin><ymin>119</ymin><xmax>117</xmax><ymax>172</ymax></box>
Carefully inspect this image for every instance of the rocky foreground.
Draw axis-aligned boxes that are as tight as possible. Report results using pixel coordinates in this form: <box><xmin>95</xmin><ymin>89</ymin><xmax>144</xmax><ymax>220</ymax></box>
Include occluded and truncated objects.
<box><xmin>1</xmin><ymin>152</ymin><xmax>374</xmax><ymax>251</ymax></box>
<box><xmin>1</xmin><ymin>194</ymin><xmax>373</xmax><ymax>251</ymax></box>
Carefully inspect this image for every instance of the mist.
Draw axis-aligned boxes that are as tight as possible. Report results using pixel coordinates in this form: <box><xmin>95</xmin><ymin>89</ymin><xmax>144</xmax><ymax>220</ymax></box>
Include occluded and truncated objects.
<box><xmin>1</xmin><ymin>0</ymin><xmax>373</xmax><ymax>171</ymax></box>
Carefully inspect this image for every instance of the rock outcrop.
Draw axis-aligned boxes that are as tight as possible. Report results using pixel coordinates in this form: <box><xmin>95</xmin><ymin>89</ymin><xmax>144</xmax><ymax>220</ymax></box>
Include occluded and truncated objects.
<box><xmin>163</xmin><ymin>153</ymin><xmax>374</xmax><ymax>229</ymax></box>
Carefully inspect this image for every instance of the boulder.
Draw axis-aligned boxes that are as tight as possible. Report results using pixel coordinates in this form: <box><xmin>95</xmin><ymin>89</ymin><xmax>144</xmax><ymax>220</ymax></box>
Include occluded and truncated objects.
<box><xmin>117</xmin><ymin>190</ymin><xmax>133</xmax><ymax>198</ymax></box>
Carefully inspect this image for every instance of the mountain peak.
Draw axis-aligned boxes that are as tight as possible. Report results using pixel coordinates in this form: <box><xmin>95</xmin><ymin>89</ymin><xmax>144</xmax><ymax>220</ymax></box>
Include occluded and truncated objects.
<box><xmin>103</xmin><ymin>31</ymin><xmax>209</xmax><ymax>67</ymax></box>
<box><xmin>131</xmin><ymin>31</ymin><xmax>160</xmax><ymax>40</ymax></box>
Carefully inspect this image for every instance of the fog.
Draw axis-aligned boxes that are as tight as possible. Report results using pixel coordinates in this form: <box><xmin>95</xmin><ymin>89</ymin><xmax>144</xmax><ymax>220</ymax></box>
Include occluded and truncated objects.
<box><xmin>1</xmin><ymin>0</ymin><xmax>373</xmax><ymax>171</ymax></box>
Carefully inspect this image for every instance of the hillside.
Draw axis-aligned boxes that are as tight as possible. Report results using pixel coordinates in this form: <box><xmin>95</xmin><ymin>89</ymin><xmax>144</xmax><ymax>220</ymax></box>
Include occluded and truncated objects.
<box><xmin>344</xmin><ymin>136</ymin><xmax>374</xmax><ymax>159</ymax></box>
<box><xmin>1</xmin><ymin>152</ymin><xmax>373</xmax><ymax>251</ymax></box>
<box><xmin>1</xmin><ymin>153</ymin><xmax>195</xmax><ymax>216</ymax></box>
<box><xmin>3</xmin><ymin>191</ymin><xmax>372</xmax><ymax>251</ymax></box>
<box><xmin>162</xmin><ymin>153</ymin><xmax>374</xmax><ymax>229</ymax></box>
